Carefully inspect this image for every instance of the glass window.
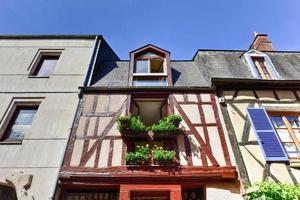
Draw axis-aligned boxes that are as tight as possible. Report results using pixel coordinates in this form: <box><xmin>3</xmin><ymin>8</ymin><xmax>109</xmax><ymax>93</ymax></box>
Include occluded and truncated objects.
<box><xmin>33</xmin><ymin>55</ymin><xmax>59</xmax><ymax>76</ymax></box>
<box><xmin>4</xmin><ymin>106</ymin><xmax>38</xmax><ymax>141</ymax></box>
<box><xmin>252</xmin><ymin>57</ymin><xmax>273</xmax><ymax>80</ymax></box>
<box><xmin>133</xmin><ymin>77</ymin><xmax>167</xmax><ymax>87</ymax></box>
<box><xmin>0</xmin><ymin>185</ymin><xmax>17</xmax><ymax>200</ymax></box>
<box><xmin>150</xmin><ymin>59</ymin><xmax>164</xmax><ymax>73</ymax></box>
<box><xmin>270</xmin><ymin>113</ymin><xmax>300</xmax><ymax>159</ymax></box>
<box><xmin>64</xmin><ymin>190</ymin><xmax>119</xmax><ymax>200</ymax></box>
<box><xmin>182</xmin><ymin>189</ymin><xmax>204</xmax><ymax>200</ymax></box>
<box><xmin>135</xmin><ymin>60</ymin><xmax>148</xmax><ymax>73</ymax></box>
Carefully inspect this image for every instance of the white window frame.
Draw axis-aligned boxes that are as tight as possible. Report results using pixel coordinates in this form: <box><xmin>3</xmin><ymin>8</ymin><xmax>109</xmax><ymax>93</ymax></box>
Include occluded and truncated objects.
<box><xmin>242</xmin><ymin>49</ymin><xmax>281</xmax><ymax>79</ymax></box>
<box><xmin>133</xmin><ymin>58</ymin><xmax>167</xmax><ymax>76</ymax></box>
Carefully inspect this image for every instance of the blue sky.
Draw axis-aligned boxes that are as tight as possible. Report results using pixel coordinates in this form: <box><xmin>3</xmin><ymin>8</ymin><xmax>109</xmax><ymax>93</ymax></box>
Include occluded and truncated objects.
<box><xmin>0</xmin><ymin>0</ymin><xmax>299</xmax><ymax>59</ymax></box>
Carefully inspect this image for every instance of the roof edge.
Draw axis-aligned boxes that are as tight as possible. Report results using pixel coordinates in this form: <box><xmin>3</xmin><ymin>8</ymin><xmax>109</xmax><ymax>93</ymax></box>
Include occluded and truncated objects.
<box><xmin>211</xmin><ymin>78</ymin><xmax>300</xmax><ymax>89</ymax></box>
<box><xmin>0</xmin><ymin>35</ymin><xmax>102</xmax><ymax>39</ymax></box>
<box><xmin>80</xmin><ymin>86</ymin><xmax>213</xmax><ymax>92</ymax></box>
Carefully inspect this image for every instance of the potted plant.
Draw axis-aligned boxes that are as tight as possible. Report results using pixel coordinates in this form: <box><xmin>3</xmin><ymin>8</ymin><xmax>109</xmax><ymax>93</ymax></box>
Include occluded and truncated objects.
<box><xmin>117</xmin><ymin>115</ymin><xmax>149</xmax><ymax>135</ymax></box>
<box><xmin>152</xmin><ymin>145</ymin><xmax>176</xmax><ymax>165</ymax></box>
<box><xmin>125</xmin><ymin>145</ymin><xmax>150</xmax><ymax>165</ymax></box>
<box><xmin>151</xmin><ymin>115</ymin><xmax>183</xmax><ymax>136</ymax></box>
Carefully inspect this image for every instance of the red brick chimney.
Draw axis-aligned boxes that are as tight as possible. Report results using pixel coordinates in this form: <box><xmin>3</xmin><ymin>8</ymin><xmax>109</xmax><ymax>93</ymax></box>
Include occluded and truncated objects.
<box><xmin>249</xmin><ymin>32</ymin><xmax>275</xmax><ymax>51</ymax></box>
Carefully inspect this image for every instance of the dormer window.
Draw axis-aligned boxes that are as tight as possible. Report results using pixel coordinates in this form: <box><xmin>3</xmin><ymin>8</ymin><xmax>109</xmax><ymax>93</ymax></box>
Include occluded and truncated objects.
<box><xmin>130</xmin><ymin>45</ymin><xmax>172</xmax><ymax>86</ymax></box>
<box><xmin>135</xmin><ymin>59</ymin><xmax>165</xmax><ymax>74</ymax></box>
<box><xmin>243</xmin><ymin>49</ymin><xmax>281</xmax><ymax>80</ymax></box>
<box><xmin>252</xmin><ymin>57</ymin><xmax>273</xmax><ymax>79</ymax></box>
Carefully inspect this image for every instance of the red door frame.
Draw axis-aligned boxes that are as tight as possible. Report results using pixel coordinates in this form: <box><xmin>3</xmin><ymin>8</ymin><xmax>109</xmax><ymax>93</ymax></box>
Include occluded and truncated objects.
<box><xmin>119</xmin><ymin>184</ymin><xmax>182</xmax><ymax>200</ymax></box>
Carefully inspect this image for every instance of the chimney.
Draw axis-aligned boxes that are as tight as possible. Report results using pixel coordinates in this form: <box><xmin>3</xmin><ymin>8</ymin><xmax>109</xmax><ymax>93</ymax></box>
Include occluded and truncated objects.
<box><xmin>249</xmin><ymin>32</ymin><xmax>275</xmax><ymax>51</ymax></box>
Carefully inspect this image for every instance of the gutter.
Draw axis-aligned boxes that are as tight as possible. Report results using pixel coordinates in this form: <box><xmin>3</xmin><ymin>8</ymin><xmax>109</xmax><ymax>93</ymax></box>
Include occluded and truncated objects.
<box><xmin>79</xmin><ymin>86</ymin><xmax>214</xmax><ymax>93</ymax></box>
<box><xmin>211</xmin><ymin>78</ymin><xmax>300</xmax><ymax>89</ymax></box>
<box><xmin>82</xmin><ymin>35</ymin><xmax>102</xmax><ymax>88</ymax></box>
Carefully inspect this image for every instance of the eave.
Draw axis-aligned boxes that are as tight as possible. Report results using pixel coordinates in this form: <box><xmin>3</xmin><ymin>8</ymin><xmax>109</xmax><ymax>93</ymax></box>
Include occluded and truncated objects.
<box><xmin>79</xmin><ymin>86</ymin><xmax>214</xmax><ymax>94</ymax></box>
<box><xmin>0</xmin><ymin>35</ymin><xmax>101</xmax><ymax>39</ymax></box>
<box><xmin>211</xmin><ymin>78</ymin><xmax>300</xmax><ymax>90</ymax></box>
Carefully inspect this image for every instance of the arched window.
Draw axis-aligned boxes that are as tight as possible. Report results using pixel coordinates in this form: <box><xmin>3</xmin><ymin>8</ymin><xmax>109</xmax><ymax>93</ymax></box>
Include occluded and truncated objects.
<box><xmin>0</xmin><ymin>185</ymin><xmax>17</xmax><ymax>200</ymax></box>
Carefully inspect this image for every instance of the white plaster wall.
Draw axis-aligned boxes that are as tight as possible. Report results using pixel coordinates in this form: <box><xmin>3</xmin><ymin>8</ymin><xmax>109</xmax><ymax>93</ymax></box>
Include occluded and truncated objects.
<box><xmin>225</xmin><ymin>90</ymin><xmax>300</xmax><ymax>185</ymax></box>
<box><xmin>206</xmin><ymin>183</ymin><xmax>243</xmax><ymax>200</ymax></box>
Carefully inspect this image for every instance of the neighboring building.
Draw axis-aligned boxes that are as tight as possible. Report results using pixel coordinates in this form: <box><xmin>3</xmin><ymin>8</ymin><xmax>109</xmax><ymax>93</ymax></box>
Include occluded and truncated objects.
<box><xmin>59</xmin><ymin>44</ymin><xmax>242</xmax><ymax>200</ymax></box>
<box><xmin>206</xmin><ymin>34</ymin><xmax>300</xmax><ymax>191</ymax></box>
<box><xmin>0</xmin><ymin>35</ymin><xmax>116</xmax><ymax>200</ymax></box>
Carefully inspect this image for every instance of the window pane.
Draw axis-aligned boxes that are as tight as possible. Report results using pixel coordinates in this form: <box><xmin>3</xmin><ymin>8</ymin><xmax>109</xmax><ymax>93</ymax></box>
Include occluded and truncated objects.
<box><xmin>5</xmin><ymin>107</ymin><xmax>37</xmax><ymax>141</ymax></box>
<box><xmin>284</xmin><ymin>143</ymin><xmax>300</xmax><ymax>158</ymax></box>
<box><xmin>287</xmin><ymin>116</ymin><xmax>300</xmax><ymax>128</ymax></box>
<box><xmin>133</xmin><ymin>78</ymin><xmax>167</xmax><ymax>86</ymax></box>
<box><xmin>15</xmin><ymin>109</ymin><xmax>37</xmax><ymax>125</ymax></box>
<box><xmin>0</xmin><ymin>185</ymin><xmax>17</xmax><ymax>200</ymax></box>
<box><xmin>150</xmin><ymin>59</ymin><xmax>164</xmax><ymax>73</ymax></box>
<box><xmin>34</xmin><ymin>56</ymin><xmax>59</xmax><ymax>76</ymax></box>
<box><xmin>135</xmin><ymin>60</ymin><xmax>148</xmax><ymax>73</ymax></box>
<box><xmin>271</xmin><ymin>116</ymin><xmax>285</xmax><ymax>128</ymax></box>
<box><xmin>7</xmin><ymin>125</ymin><xmax>30</xmax><ymax>140</ymax></box>
<box><xmin>277</xmin><ymin>129</ymin><xmax>293</xmax><ymax>142</ymax></box>
<box><xmin>295</xmin><ymin>130</ymin><xmax>300</xmax><ymax>142</ymax></box>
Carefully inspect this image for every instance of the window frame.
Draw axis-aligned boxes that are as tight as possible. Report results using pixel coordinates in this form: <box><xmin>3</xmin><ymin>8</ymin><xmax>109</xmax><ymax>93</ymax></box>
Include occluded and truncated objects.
<box><xmin>28</xmin><ymin>49</ymin><xmax>63</xmax><ymax>78</ymax></box>
<box><xmin>133</xmin><ymin>58</ymin><xmax>167</xmax><ymax>75</ymax></box>
<box><xmin>129</xmin><ymin>93</ymin><xmax>171</xmax><ymax>125</ymax></box>
<box><xmin>0</xmin><ymin>99</ymin><xmax>41</xmax><ymax>144</ymax></box>
<box><xmin>129</xmin><ymin>45</ymin><xmax>172</xmax><ymax>87</ymax></box>
<box><xmin>243</xmin><ymin>49</ymin><xmax>281</xmax><ymax>80</ymax></box>
<box><xmin>268</xmin><ymin>111</ymin><xmax>300</xmax><ymax>160</ymax></box>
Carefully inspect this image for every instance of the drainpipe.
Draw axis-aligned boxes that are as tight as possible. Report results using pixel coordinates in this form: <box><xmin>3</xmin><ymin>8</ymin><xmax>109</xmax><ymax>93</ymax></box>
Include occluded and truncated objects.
<box><xmin>49</xmin><ymin>35</ymin><xmax>101</xmax><ymax>200</ymax></box>
<box><xmin>83</xmin><ymin>35</ymin><xmax>101</xmax><ymax>88</ymax></box>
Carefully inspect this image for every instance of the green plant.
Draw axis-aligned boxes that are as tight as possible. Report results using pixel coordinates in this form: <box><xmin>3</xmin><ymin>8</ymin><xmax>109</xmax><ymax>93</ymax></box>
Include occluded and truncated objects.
<box><xmin>125</xmin><ymin>145</ymin><xmax>150</xmax><ymax>164</ymax></box>
<box><xmin>152</xmin><ymin>145</ymin><xmax>175</xmax><ymax>162</ymax></box>
<box><xmin>151</xmin><ymin>115</ymin><xmax>182</xmax><ymax>133</ymax></box>
<box><xmin>246</xmin><ymin>181</ymin><xmax>300</xmax><ymax>200</ymax></box>
<box><xmin>117</xmin><ymin>115</ymin><xmax>149</xmax><ymax>133</ymax></box>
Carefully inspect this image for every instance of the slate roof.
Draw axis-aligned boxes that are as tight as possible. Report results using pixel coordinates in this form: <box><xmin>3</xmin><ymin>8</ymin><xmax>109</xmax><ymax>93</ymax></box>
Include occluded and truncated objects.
<box><xmin>91</xmin><ymin>50</ymin><xmax>300</xmax><ymax>87</ymax></box>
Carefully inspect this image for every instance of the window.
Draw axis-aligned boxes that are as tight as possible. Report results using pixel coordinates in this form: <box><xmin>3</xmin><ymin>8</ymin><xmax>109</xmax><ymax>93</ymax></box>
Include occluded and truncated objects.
<box><xmin>130</xmin><ymin>45</ymin><xmax>171</xmax><ymax>86</ymax></box>
<box><xmin>131</xmin><ymin>97</ymin><xmax>168</xmax><ymax>126</ymax></box>
<box><xmin>269</xmin><ymin>112</ymin><xmax>300</xmax><ymax>160</ymax></box>
<box><xmin>134</xmin><ymin>59</ymin><xmax>165</xmax><ymax>74</ymax></box>
<box><xmin>243</xmin><ymin>49</ymin><xmax>280</xmax><ymax>80</ymax></box>
<box><xmin>29</xmin><ymin>50</ymin><xmax>62</xmax><ymax>77</ymax></box>
<box><xmin>0</xmin><ymin>185</ymin><xmax>17</xmax><ymax>200</ymax></box>
<box><xmin>252</xmin><ymin>57</ymin><xmax>273</xmax><ymax>79</ymax></box>
<box><xmin>64</xmin><ymin>190</ymin><xmax>119</xmax><ymax>200</ymax></box>
<box><xmin>182</xmin><ymin>189</ymin><xmax>204</xmax><ymax>200</ymax></box>
<box><xmin>1</xmin><ymin>105</ymin><xmax>38</xmax><ymax>142</ymax></box>
<box><xmin>32</xmin><ymin>55</ymin><xmax>59</xmax><ymax>76</ymax></box>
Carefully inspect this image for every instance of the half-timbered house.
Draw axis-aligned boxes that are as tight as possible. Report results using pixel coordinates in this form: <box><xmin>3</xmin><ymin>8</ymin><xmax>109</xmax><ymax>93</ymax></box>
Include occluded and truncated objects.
<box><xmin>206</xmin><ymin>34</ymin><xmax>300</xmax><ymax>192</ymax></box>
<box><xmin>59</xmin><ymin>44</ymin><xmax>243</xmax><ymax>200</ymax></box>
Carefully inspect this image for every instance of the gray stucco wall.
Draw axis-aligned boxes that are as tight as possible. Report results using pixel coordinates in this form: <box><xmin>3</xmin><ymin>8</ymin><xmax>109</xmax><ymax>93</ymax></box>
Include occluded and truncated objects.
<box><xmin>0</xmin><ymin>38</ymin><xmax>95</xmax><ymax>199</ymax></box>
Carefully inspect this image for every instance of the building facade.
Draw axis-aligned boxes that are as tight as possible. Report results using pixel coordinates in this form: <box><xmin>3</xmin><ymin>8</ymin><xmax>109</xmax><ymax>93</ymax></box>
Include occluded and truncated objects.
<box><xmin>0</xmin><ymin>33</ymin><xmax>299</xmax><ymax>200</ymax></box>
<box><xmin>208</xmin><ymin>35</ymin><xmax>300</xmax><ymax>191</ymax></box>
<box><xmin>0</xmin><ymin>35</ymin><xmax>106</xmax><ymax>200</ymax></box>
<box><xmin>58</xmin><ymin>44</ymin><xmax>242</xmax><ymax>200</ymax></box>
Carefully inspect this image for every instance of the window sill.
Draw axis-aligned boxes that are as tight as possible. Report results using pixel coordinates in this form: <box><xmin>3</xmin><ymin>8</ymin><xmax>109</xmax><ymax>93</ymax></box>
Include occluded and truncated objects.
<box><xmin>0</xmin><ymin>140</ymin><xmax>23</xmax><ymax>145</ymax></box>
<box><xmin>28</xmin><ymin>75</ymin><xmax>50</xmax><ymax>78</ymax></box>
<box><xmin>133</xmin><ymin>73</ymin><xmax>167</xmax><ymax>76</ymax></box>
